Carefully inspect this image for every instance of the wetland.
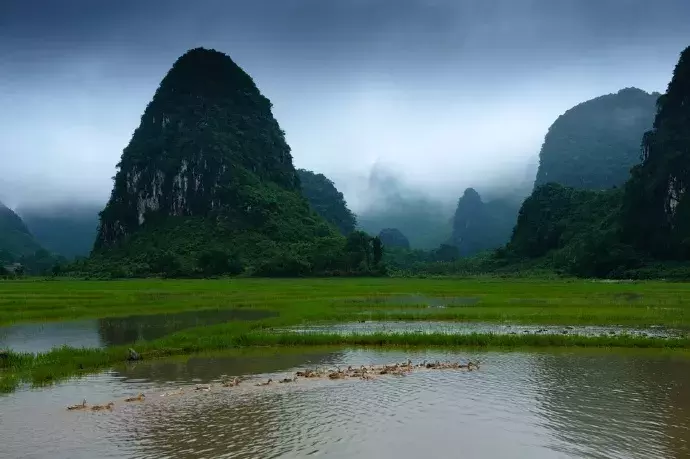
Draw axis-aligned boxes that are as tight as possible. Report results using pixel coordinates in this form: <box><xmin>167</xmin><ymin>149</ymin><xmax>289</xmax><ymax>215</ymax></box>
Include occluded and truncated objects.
<box><xmin>1</xmin><ymin>278</ymin><xmax>690</xmax><ymax>458</ymax></box>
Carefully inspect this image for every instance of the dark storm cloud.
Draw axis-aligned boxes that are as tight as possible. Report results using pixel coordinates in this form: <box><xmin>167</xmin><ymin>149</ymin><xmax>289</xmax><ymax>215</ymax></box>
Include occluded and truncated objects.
<box><xmin>4</xmin><ymin>0</ymin><xmax>689</xmax><ymax>74</ymax></box>
<box><xmin>1</xmin><ymin>0</ymin><xmax>690</xmax><ymax>209</ymax></box>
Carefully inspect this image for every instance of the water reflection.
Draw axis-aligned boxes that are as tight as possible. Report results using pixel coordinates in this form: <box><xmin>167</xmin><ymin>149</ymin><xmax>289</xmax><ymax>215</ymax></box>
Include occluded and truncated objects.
<box><xmin>0</xmin><ymin>309</ymin><xmax>276</xmax><ymax>353</ymax></box>
<box><xmin>1</xmin><ymin>349</ymin><xmax>689</xmax><ymax>459</ymax></box>
<box><xmin>533</xmin><ymin>350</ymin><xmax>690</xmax><ymax>459</ymax></box>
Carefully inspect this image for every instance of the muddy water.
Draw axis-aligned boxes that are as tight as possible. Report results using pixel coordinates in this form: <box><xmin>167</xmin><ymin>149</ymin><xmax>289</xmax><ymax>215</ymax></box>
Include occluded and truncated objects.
<box><xmin>0</xmin><ymin>309</ymin><xmax>276</xmax><ymax>353</ymax></box>
<box><xmin>1</xmin><ymin>349</ymin><xmax>689</xmax><ymax>459</ymax></box>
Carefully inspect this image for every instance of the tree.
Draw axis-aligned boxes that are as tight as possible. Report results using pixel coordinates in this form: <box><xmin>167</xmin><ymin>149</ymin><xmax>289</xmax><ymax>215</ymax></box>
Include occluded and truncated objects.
<box><xmin>372</xmin><ymin>237</ymin><xmax>383</xmax><ymax>266</ymax></box>
<box><xmin>431</xmin><ymin>244</ymin><xmax>460</xmax><ymax>262</ymax></box>
<box><xmin>621</xmin><ymin>46</ymin><xmax>690</xmax><ymax>259</ymax></box>
<box><xmin>197</xmin><ymin>250</ymin><xmax>243</xmax><ymax>276</ymax></box>
<box><xmin>345</xmin><ymin>231</ymin><xmax>373</xmax><ymax>272</ymax></box>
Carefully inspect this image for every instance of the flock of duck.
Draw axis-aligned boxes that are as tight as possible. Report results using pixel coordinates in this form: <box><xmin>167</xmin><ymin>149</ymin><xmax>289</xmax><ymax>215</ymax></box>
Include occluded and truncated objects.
<box><xmin>66</xmin><ymin>359</ymin><xmax>480</xmax><ymax>412</ymax></box>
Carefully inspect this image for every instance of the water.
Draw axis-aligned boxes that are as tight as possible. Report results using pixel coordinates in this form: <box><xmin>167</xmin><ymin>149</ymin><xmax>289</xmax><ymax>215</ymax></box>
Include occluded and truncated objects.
<box><xmin>278</xmin><ymin>321</ymin><xmax>686</xmax><ymax>339</ymax></box>
<box><xmin>0</xmin><ymin>309</ymin><xmax>277</xmax><ymax>353</ymax></box>
<box><xmin>1</xmin><ymin>348</ymin><xmax>689</xmax><ymax>458</ymax></box>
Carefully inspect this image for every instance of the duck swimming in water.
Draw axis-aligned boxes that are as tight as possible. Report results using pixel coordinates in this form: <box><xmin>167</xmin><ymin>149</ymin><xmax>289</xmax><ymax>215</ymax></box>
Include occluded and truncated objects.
<box><xmin>67</xmin><ymin>399</ymin><xmax>88</xmax><ymax>411</ymax></box>
<box><xmin>124</xmin><ymin>393</ymin><xmax>145</xmax><ymax>402</ymax></box>
<box><xmin>90</xmin><ymin>402</ymin><xmax>114</xmax><ymax>411</ymax></box>
<box><xmin>255</xmin><ymin>379</ymin><xmax>273</xmax><ymax>386</ymax></box>
<box><xmin>223</xmin><ymin>377</ymin><xmax>240</xmax><ymax>387</ymax></box>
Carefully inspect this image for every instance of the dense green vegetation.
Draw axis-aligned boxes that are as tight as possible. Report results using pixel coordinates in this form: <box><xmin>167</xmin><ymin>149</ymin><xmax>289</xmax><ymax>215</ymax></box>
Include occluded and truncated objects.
<box><xmin>2</xmin><ymin>277</ymin><xmax>689</xmax><ymax>392</ymax></box>
<box><xmin>18</xmin><ymin>204</ymin><xmax>100</xmax><ymax>258</ymax></box>
<box><xmin>484</xmin><ymin>46</ymin><xmax>690</xmax><ymax>279</ymax></box>
<box><xmin>621</xmin><ymin>46</ymin><xmax>690</xmax><ymax>260</ymax></box>
<box><xmin>504</xmin><ymin>183</ymin><xmax>636</xmax><ymax>277</ymax></box>
<box><xmin>65</xmin><ymin>48</ymin><xmax>383</xmax><ymax>278</ymax></box>
<box><xmin>297</xmin><ymin>169</ymin><xmax>357</xmax><ymax>235</ymax></box>
<box><xmin>450</xmin><ymin>188</ymin><xmax>519</xmax><ymax>256</ymax></box>
<box><xmin>534</xmin><ymin>87</ymin><xmax>658</xmax><ymax>190</ymax></box>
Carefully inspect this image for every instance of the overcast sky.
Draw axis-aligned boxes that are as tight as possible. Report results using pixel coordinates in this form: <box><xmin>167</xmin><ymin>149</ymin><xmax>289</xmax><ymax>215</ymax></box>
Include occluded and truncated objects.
<box><xmin>1</xmin><ymin>0</ymin><xmax>689</xmax><ymax>211</ymax></box>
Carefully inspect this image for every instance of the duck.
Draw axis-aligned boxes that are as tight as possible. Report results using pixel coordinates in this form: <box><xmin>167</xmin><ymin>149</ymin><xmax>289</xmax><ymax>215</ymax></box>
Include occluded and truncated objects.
<box><xmin>255</xmin><ymin>379</ymin><xmax>273</xmax><ymax>387</ymax></box>
<box><xmin>124</xmin><ymin>393</ymin><xmax>145</xmax><ymax>402</ymax></box>
<box><xmin>328</xmin><ymin>371</ymin><xmax>346</xmax><ymax>380</ymax></box>
<box><xmin>67</xmin><ymin>399</ymin><xmax>88</xmax><ymax>411</ymax></box>
<box><xmin>296</xmin><ymin>369</ymin><xmax>317</xmax><ymax>378</ymax></box>
<box><xmin>279</xmin><ymin>377</ymin><xmax>296</xmax><ymax>383</ymax></box>
<box><xmin>222</xmin><ymin>377</ymin><xmax>240</xmax><ymax>387</ymax></box>
<box><xmin>160</xmin><ymin>389</ymin><xmax>184</xmax><ymax>397</ymax></box>
<box><xmin>90</xmin><ymin>402</ymin><xmax>115</xmax><ymax>411</ymax></box>
<box><xmin>194</xmin><ymin>384</ymin><xmax>212</xmax><ymax>392</ymax></box>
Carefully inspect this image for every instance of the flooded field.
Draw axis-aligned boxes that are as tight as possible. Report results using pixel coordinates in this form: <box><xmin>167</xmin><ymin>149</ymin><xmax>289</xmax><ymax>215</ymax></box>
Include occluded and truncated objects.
<box><xmin>1</xmin><ymin>348</ymin><xmax>689</xmax><ymax>459</ymax></box>
<box><xmin>279</xmin><ymin>320</ymin><xmax>687</xmax><ymax>339</ymax></box>
<box><xmin>0</xmin><ymin>309</ymin><xmax>276</xmax><ymax>353</ymax></box>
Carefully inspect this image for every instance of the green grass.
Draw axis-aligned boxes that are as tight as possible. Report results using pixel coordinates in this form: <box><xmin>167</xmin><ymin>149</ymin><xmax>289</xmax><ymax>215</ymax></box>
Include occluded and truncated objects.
<box><xmin>2</xmin><ymin>276</ymin><xmax>690</xmax><ymax>393</ymax></box>
<box><xmin>2</xmin><ymin>277</ymin><xmax>690</xmax><ymax>327</ymax></box>
<box><xmin>3</xmin><ymin>330</ymin><xmax>688</xmax><ymax>394</ymax></box>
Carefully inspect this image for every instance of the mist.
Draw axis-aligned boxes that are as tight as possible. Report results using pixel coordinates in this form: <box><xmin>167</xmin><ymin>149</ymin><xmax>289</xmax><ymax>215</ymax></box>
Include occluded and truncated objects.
<box><xmin>2</xmin><ymin>0</ymin><xmax>689</xmax><ymax>211</ymax></box>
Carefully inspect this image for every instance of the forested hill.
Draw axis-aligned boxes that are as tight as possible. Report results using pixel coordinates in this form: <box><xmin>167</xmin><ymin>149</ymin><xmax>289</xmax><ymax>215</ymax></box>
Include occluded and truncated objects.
<box><xmin>0</xmin><ymin>201</ymin><xmax>65</xmax><ymax>274</ymax></box>
<box><xmin>450</xmin><ymin>188</ymin><xmax>519</xmax><ymax>257</ymax></box>
<box><xmin>297</xmin><ymin>169</ymin><xmax>357</xmax><ymax>235</ymax></box>
<box><xmin>0</xmin><ymin>201</ymin><xmax>43</xmax><ymax>260</ymax></box>
<box><xmin>69</xmin><ymin>47</ymin><xmax>384</xmax><ymax>278</ymax></box>
<box><xmin>534</xmin><ymin>88</ymin><xmax>658</xmax><ymax>190</ymax></box>
<box><xmin>620</xmin><ymin>46</ymin><xmax>690</xmax><ymax>260</ymax></box>
<box><xmin>503</xmin><ymin>45</ymin><xmax>690</xmax><ymax>279</ymax></box>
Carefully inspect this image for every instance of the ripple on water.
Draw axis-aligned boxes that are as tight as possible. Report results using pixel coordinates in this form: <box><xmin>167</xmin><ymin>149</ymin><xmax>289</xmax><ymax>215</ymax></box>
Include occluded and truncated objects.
<box><xmin>1</xmin><ymin>349</ymin><xmax>689</xmax><ymax>459</ymax></box>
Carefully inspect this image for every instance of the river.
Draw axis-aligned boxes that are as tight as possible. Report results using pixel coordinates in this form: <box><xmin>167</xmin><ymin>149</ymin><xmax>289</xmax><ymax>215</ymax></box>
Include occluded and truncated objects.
<box><xmin>1</xmin><ymin>348</ymin><xmax>689</xmax><ymax>458</ymax></box>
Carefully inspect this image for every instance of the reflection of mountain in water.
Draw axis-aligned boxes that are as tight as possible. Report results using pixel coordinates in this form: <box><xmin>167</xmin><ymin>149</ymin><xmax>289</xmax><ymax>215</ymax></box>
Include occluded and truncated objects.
<box><xmin>97</xmin><ymin>309</ymin><xmax>277</xmax><ymax>346</ymax></box>
<box><xmin>532</xmin><ymin>351</ymin><xmax>690</xmax><ymax>459</ymax></box>
<box><xmin>661</xmin><ymin>359</ymin><xmax>690</xmax><ymax>458</ymax></box>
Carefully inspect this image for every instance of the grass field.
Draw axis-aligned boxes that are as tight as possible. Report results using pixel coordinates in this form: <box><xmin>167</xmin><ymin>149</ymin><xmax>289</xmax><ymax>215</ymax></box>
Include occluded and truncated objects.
<box><xmin>2</xmin><ymin>277</ymin><xmax>689</xmax><ymax>326</ymax></box>
<box><xmin>1</xmin><ymin>277</ymin><xmax>690</xmax><ymax>393</ymax></box>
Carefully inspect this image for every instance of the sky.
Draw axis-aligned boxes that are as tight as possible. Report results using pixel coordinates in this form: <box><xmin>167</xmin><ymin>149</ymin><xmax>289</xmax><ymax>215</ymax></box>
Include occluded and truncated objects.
<box><xmin>1</xmin><ymin>0</ymin><xmax>690</xmax><ymax>211</ymax></box>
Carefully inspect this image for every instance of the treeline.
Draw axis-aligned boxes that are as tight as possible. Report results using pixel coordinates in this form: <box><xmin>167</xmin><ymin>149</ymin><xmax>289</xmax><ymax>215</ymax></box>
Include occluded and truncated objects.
<box><xmin>65</xmin><ymin>227</ymin><xmax>386</xmax><ymax>279</ymax></box>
